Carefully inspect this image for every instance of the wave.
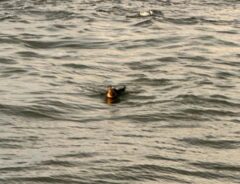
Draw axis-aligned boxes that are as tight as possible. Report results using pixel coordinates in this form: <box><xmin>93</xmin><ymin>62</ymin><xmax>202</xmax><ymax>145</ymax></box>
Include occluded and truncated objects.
<box><xmin>179</xmin><ymin>137</ymin><xmax>240</xmax><ymax>149</ymax></box>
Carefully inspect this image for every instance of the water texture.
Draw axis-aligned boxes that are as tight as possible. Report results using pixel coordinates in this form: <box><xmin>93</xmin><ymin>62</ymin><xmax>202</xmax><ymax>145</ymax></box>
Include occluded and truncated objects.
<box><xmin>0</xmin><ymin>0</ymin><xmax>240</xmax><ymax>183</ymax></box>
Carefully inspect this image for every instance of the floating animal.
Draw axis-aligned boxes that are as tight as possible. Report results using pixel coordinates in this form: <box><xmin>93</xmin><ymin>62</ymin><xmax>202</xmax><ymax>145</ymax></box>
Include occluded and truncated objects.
<box><xmin>106</xmin><ymin>86</ymin><xmax>126</xmax><ymax>103</ymax></box>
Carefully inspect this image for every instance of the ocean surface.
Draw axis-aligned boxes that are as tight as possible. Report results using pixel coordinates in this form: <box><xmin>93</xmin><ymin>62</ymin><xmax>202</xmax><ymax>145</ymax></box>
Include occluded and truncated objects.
<box><xmin>0</xmin><ymin>0</ymin><xmax>240</xmax><ymax>183</ymax></box>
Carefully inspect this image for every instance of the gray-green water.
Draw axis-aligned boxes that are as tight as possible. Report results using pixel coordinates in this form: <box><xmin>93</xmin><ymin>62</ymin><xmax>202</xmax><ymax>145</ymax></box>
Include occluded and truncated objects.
<box><xmin>0</xmin><ymin>0</ymin><xmax>240</xmax><ymax>183</ymax></box>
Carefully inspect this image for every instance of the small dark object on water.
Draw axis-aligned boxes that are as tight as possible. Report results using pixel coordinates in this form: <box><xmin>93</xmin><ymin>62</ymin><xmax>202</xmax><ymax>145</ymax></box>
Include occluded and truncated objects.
<box><xmin>105</xmin><ymin>85</ymin><xmax>126</xmax><ymax>103</ymax></box>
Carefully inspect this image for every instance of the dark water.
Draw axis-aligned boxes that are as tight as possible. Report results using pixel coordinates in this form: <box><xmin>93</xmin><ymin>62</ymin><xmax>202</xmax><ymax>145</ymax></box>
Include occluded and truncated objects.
<box><xmin>0</xmin><ymin>0</ymin><xmax>240</xmax><ymax>183</ymax></box>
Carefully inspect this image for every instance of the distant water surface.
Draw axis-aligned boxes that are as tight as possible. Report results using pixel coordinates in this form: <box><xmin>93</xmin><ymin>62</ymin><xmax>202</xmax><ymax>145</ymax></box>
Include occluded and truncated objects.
<box><xmin>0</xmin><ymin>0</ymin><xmax>240</xmax><ymax>183</ymax></box>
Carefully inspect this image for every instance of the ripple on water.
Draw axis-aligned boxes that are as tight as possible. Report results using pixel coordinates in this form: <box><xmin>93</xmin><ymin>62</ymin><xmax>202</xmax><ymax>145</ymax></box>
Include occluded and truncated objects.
<box><xmin>62</xmin><ymin>63</ymin><xmax>90</xmax><ymax>70</ymax></box>
<box><xmin>22</xmin><ymin>40</ymin><xmax>110</xmax><ymax>49</ymax></box>
<box><xmin>190</xmin><ymin>161</ymin><xmax>240</xmax><ymax>172</ymax></box>
<box><xmin>178</xmin><ymin>137</ymin><xmax>240</xmax><ymax>149</ymax></box>
<box><xmin>118</xmin><ymin>164</ymin><xmax>229</xmax><ymax>182</ymax></box>
<box><xmin>175</xmin><ymin>94</ymin><xmax>240</xmax><ymax>108</ymax></box>
<box><xmin>0</xmin><ymin>57</ymin><xmax>17</xmax><ymax>65</ymax></box>
<box><xmin>132</xmin><ymin>77</ymin><xmax>172</xmax><ymax>86</ymax></box>
<box><xmin>26</xmin><ymin>10</ymin><xmax>77</xmax><ymax>21</ymax></box>
<box><xmin>16</xmin><ymin>51</ymin><xmax>46</xmax><ymax>58</ymax></box>
<box><xmin>0</xmin><ymin>103</ymin><xmax>65</xmax><ymax>120</ymax></box>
